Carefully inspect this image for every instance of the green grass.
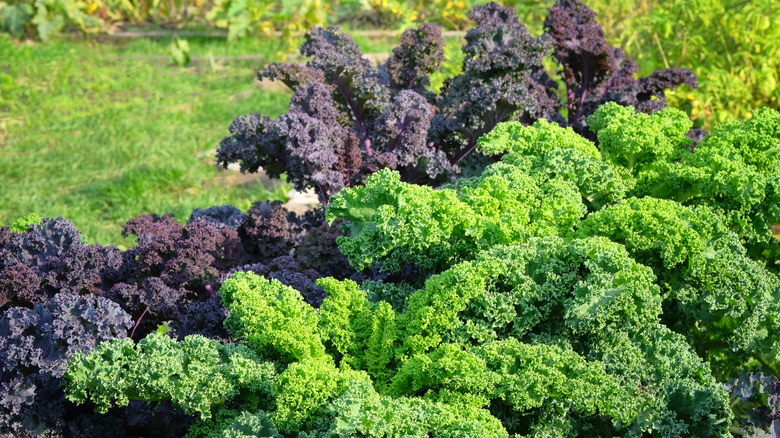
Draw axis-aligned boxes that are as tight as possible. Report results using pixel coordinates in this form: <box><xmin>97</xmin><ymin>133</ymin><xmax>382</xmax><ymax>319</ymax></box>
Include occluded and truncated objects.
<box><xmin>0</xmin><ymin>34</ymin><xmax>299</xmax><ymax>249</ymax></box>
<box><xmin>0</xmin><ymin>31</ymin><xmax>466</xmax><ymax>249</ymax></box>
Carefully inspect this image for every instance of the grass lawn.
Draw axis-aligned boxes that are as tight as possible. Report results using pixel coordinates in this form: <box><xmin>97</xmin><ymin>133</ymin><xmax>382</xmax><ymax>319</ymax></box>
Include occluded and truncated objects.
<box><xmin>0</xmin><ymin>35</ymin><xmax>298</xmax><ymax>249</ymax></box>
<box><xmin>0</xmin><ymin>30</ymin><xmax>461</xmax><ymax>249</ymax></box>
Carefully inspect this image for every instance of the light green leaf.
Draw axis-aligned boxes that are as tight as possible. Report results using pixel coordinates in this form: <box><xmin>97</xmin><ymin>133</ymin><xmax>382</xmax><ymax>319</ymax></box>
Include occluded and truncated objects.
<box><xmin>0</xmin><ymin>4</ymin><xmax>33</xmax><ymax>37</ymax></box>
<box><xmin>35</xmin><ymin>13</ymin><xmax>63</xmax><ymax>41</ymax></box>
<box><xmin>227</xmin><ymin>13</ymin><xmax>249</xmax><ymax>41</ymax></box>
<box><xmin>226</xmin><ymin>0</ymin><xmax>247</xmax><ymax>18</ymax></box>
<box><xmin>168</xmin><ymin>36</ymin><xmax>191</xmax><ymax>67</ymax></box>
<box><xmin>31</xmin><ymin>3</ymin><xmax>64</xmax><ymax>42</ymax></box>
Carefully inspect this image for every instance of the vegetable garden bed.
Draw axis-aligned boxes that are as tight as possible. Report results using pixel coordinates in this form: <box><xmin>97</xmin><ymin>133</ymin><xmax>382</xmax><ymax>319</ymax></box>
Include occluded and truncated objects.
<box><xmin>1</xmin><ymin>0</ymin><xmax>779</xmax><ymax>437</ymax></box>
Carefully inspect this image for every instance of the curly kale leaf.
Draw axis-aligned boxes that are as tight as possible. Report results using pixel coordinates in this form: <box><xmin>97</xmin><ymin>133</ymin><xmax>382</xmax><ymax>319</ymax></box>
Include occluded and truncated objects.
<box><xmin>325</xmin><ymin>169</ymin><xmax>474</xmax><ymax>273</ymax></box>
<box><xmin>477</xmin><ymin>119</ymin><xmax>631</xmax><ymax>210</ymax></box>
<box><xmin>270</xmin><ymin>357</ymin><xmax>370</xmax><ymax>433</ymax></box>
<box><xmin>216</xmin><ymin>113</ymin><xmax>273</xmax><ymax>175</ymax></box>
<box><xmin>219</xmin><ymin>271</ymin><xmax>326</xmax><ymax>362</ymax></box>
<box><xmin>219</xmin><ymin>410</ymin><xmax>282</xmax><ymax>438</ymax></box>
<box><xmin>0</xmin><ymin>217</ymin><xmax>122</xmax><ymax>310</ymax></box>
<box><xmin>433</xmin><ymin>2</ymin><xmax>562</xmax><ymax>164</ymax></box>
<box><xmin>259</xmin><ymin>63</ymin><xmax>325</xmax><ymax>92</ymax></box>
<box><xmin>588</xmin><ymin>103</ymin><xmax>780</xmax><ymax>266</ymax></box>
<box><xmin>327</xmin><ymin>163</ymin><xmax>585</xmax><ymax>273</ymax></box>
<box><xmin>382</xmin><ymin>22</ymin><xmax>445</xmax><ymax>98</ymax></box>
<box><xmin>372</xmin><ymin>90</ymin><xmax>449</xmax><ymax>178</ymax></box>
<box><xmin>577</xmin><ymin>197</ymin><xmax>780</xmax><ymax>367</ymax></box>
<box><xmin>477</xmin><ymin>339</ymin><xmax>638</xmax><ymax>426</ymax></box>
<box><xmin>188</xmin><ymin>205</ymin><xmax>246</xmax><ymax>231</ymax></box>
<box><xmin>239</xmin><ymin>200</ymin><xmax>304</xmax><ymax>261</ymax></box>
<box><xmin>316</xmin><ymin>277</ymin><xmax>398</xmax><ymax>382</ymax></box>
<box><xmin>63</xmin><ymin>333</ymin><xmax>275</xmax><ymax>419</ymax></box>
<box><xmin>8</xmin><ymin>214</ymin><xmax>42</xmax><ymax>233</ymax></box>
<box><xmin>588</xmin><ymin>101</ymin><xmax>694</xmax><ymax>173</ymax></box>
<box><xmin>317</xmin><ymin>380</ymin><xmax>508</xmax><ymax>437</ymax></box>
<box><xmin>109</xmin><ymin>213</ymin><xmax>242</xmax><ymax>335</ymax></box>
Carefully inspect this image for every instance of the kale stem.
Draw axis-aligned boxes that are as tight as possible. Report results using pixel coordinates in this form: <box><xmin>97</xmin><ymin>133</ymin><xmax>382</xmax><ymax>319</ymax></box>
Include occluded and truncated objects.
<box><xmin>130</xmin><ymin>306</ymin><xmax>149</xmax><ymax>339</ymax></box>
<box><xmin>572</xmin><ymin>54</ymin><xmax>590</xmax><ymax>125</ymax></box>
<box><xmin>754</xmin><ymin>354</ymin><xmax>780</xmax><ymax>379</ymax></box>
<box><xmin>450</xmin><ymin>140</ymin><xmax>478</xmax><ymax>166</ymax></box>
<box><xmin>303</xmin><ymin>157</ymin><xmax>329</xmax><ymax>206</ymax></box>
<box><xmin>334</xmin><ymin>78</ymin><xmax>371</xmax><ymax>156</ymax></box>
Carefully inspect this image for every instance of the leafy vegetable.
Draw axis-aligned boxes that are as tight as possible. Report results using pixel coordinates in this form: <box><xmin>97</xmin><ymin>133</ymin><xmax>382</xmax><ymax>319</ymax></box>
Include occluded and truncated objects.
<box><xmin>64</xmin><ymin>332</ymin><xmax>276</xmax><ymax>419</ymax></box>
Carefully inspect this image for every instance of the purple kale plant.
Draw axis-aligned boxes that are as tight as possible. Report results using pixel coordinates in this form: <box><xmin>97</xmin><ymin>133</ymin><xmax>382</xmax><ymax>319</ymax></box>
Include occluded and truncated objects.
<box><xmin>544</xmin><ymin>0</ymin><xmax>698</xmax><ymax>137</ymax></box>
<box><xmin>0</xmin><ymin>293</ymin><xmax>132</xmax><ymax>436</ymax></box>
<box><xmin>0</xmin><ymin>204</ymin><xmax>359</xmax><ymax>340</ymax></box>
<box><xmin>382</xmin><ymin>23</ymin><xmax>445</xmax><ymax>99</ymax></box>
<box><xmin>0</xmin><ymin>217</ymin><xmax>122</xmax><ymax>311</ymax></box>
<box><xmin>0</xmin><ymin>226</ymin><xmax>10</xmax><ymax>248</ymax></box>
<box><xmin>218</xmin><ymin>22</ymin><xmax>449</xmax><ymax>203</ymax></box>
<box><xmin>219</xmin><ymin>202</ymin><xmax>359</xmax><ymax>307</ymax></box>
<box><xmin>187</xmin><ymin>204</ymin><xmax>247</xmax><ymax>230</ymax></box>
<box><xmin>219</xmin><ymin>0</ymin><xmax>697</xmax><ymax>199</ymax></box>
<box><xmin>239</xmin><ymin>200</ymin><xmax>308</xmax><ymax>261</ymax></box>
<box><xmin>726</xmin><ymin>372</ymin><xmax>780</xmax><ymax>436</ymax></box>
<box><xmin>105</xmin><ymin>212</ymin><xmax>243</xmax><ymax>335</ymax></box>
<box><xmin>431</xmin><ymin>2</ymin><xmax>563</xmax><ymax>166</ymax></box>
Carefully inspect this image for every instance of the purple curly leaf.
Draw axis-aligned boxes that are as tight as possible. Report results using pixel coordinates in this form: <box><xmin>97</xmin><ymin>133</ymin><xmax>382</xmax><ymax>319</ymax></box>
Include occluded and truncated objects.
<box><xmin>545</xmin><ymin>0</ymin><xmax>698</xmax><ymax>136</ymax></box>
<box><xmin>383</xmin><ymin>23</ymin><xmax>445</xmax><ymax>97</ymax></box>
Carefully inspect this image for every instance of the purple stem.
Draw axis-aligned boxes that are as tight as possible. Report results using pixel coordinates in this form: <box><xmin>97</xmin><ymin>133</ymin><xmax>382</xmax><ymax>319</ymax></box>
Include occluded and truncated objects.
<box><xmin>449</xmin><ymin>137</ymin><xmax>479</xmax><ymax>166</ymax></box>
<box><xmin>572</xmin><ymin>54</ymin><xmax>591</xmax><ymax>125</ymax></box>
<box><xmin>388</xmin><ymin>116</ymin><xmax>410</xmax><ymax>153</ymax></box>
<box><xmin>130</xmin><ymin>307</ymin><xmax>149</xmax><ymax>339</ymax></box>
<box><xmin>449</xmin><ymin>102</ymin><xmax>512</xmax><ymax>166</ymax></box>
<box><xmin>334</xmin><ymin>78</ymin><xmax>372</xmax><ymax>157</ymax></box>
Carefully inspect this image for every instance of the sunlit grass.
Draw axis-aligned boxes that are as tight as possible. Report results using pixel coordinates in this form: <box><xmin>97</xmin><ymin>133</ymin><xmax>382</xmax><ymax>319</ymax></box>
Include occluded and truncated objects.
<box><xmin>0</xmin><ymin>32</ymin><xmax>467</xmax><ymax>248</ymax></box>
<box><xmin>0</xmin><ymin>34</ymin><xmax>299</xmax><ymax>248</ymax></box>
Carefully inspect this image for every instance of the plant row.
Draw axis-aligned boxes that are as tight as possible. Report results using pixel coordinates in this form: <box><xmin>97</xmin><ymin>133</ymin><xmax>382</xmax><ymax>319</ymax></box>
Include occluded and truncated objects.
<box><xmin>218</xmin><ymin>0</ymin><xmax>698</xmax><ymax>204</ymax></box>
<box><xmin>1</xmin><ymin>1</ymin><xmax>779</xmax><ymax>436</ymax></box>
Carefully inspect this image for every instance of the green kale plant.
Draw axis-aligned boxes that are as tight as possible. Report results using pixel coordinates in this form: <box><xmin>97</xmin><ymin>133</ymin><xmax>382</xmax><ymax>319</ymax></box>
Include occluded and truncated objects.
<box><xmin>63</xmin><ymin>332</ymin><xmax>277</xmax><ymax>419</ymax></box>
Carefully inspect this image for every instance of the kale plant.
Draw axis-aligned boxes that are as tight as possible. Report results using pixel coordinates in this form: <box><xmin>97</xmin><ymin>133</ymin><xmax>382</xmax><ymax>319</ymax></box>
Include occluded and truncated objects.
<box><xmin>544</xmin><ymin>0</ymin><xmax>697</xmax><ymax>136</ymax></box>
<box><xmin>0</xmin><ymin>204</ymin><xmax>359</xmax><ymax>434</ymax></box>
<box><xmin>726</xmin><ymin>372</ymin><xmax>780</xmax><ymax>437</ymax></box>
<box><xmin>0</xmin><ymin>217</ymin><xmax>122</xmax><ymax>311</ymax></box>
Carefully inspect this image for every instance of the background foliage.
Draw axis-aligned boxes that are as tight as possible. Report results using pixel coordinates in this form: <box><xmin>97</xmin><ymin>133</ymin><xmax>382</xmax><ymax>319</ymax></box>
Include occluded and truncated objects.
<box><xmin>2</xmin><ymin>0</ymin><xmax>776</xmax><ymax>129</ymax></box>
<box><xmin>584</xmin><ymin>0</ymin><xmax>780</xmax><ymax>129</ymax></box>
